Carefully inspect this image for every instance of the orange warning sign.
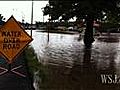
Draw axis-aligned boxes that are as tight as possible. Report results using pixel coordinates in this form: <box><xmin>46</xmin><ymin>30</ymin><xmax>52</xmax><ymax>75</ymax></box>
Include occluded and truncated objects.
<box><xmin>0</xmin><ymin>16</ymin><xmax>33</xmax><ymax>63</ymax></box>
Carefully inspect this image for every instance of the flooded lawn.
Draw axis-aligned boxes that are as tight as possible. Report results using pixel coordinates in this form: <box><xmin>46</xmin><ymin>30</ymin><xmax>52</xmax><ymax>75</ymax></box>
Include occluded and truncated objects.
<box><xmin>28</xmin><ymin>30</ymin><xmax>120</xmax><ymax>90</ymax></box>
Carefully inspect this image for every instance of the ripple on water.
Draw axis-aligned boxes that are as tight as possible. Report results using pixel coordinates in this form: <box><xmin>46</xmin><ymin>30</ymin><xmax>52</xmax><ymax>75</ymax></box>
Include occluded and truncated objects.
<box><xmin>30</xmin><ymin>31</ymin><xmax>120</xmax><ymax>90</ymax></box>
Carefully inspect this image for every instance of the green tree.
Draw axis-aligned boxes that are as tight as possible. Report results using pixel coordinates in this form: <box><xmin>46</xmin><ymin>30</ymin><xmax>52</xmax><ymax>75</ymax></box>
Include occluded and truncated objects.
<box><xmin>43</xmin><ymin>0</ymin><xmax>120</xmax><ymax>47</ymax></box>
<box><xmin>0</xmin><ymin>14</ymin><xmax>5</xmax><ymax>25</ymax></box>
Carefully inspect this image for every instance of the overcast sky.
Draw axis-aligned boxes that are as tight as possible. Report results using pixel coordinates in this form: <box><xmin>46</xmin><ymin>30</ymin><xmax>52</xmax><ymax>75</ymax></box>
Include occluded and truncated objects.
<box><xmin>0</xmin><ymin>1</ymin><xmax>49</xmax><ymax>23</ymax></box>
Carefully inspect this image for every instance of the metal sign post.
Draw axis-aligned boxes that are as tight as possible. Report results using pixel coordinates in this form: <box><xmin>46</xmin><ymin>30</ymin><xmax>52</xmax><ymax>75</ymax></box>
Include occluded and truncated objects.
<box><xmin>31</xmin><ymin>0</ymin><xmax>34</xmax><ymax>37</ymax></box>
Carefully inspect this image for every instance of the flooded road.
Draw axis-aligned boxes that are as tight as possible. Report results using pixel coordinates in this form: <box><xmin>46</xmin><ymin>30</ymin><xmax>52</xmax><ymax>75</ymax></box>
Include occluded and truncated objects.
<box><xmin>28</xmin><ymin>30</ymin><xmax>120</xmax><ymax>90</ymax></box>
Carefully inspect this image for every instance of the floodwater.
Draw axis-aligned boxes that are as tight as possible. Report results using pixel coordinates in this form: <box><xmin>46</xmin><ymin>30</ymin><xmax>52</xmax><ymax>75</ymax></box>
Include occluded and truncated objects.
<box><xmin>28</xmin><ymin>30</ymin><xmax>120</xmax><ymax>90</ymax></box>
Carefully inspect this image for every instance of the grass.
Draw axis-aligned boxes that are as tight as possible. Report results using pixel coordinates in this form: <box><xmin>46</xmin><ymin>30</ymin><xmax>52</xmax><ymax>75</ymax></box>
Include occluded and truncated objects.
<box><xmin>24</xmin><ymin>46</ymin><xmax>49</xmax><ymax>89</ymax></box>
<box><xmin>37</xmin><ymin>29</ymin><xmax>79</xmax><ymax>34</ymax></box>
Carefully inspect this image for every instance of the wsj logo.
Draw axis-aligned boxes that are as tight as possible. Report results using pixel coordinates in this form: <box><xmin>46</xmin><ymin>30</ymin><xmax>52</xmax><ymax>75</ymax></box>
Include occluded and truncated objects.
<box><xmin>101</xmin><ymin>74</ymin><xmax>120</xmax><ymax>84</ymax></box>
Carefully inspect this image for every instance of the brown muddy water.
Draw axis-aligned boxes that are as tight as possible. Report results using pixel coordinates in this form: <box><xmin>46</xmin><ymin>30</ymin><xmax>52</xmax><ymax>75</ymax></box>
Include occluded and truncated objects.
<box><xmin>27</xmin><ymin>30</ymin><xmax>120</xmax><ymax>90</ymax></box>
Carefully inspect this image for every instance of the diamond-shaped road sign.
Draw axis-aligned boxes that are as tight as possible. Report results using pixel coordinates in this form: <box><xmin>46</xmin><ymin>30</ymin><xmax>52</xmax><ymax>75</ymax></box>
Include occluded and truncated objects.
<box><xmin>0</xmin><ymin>16</ymin><xmax>33</xmax><ymax>63</ymax></box>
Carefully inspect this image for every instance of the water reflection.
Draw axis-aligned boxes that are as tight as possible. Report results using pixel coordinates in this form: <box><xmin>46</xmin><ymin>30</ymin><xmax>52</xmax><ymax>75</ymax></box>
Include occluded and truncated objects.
<box><xmin>28</xmin><ymin>30</ymin><xmax>120</xmax><ymax>90</ymax></box>
<box><xmin>70</xmin><ymin>48</ymin><xmax>96</xmax><ymax>90</ymax></box>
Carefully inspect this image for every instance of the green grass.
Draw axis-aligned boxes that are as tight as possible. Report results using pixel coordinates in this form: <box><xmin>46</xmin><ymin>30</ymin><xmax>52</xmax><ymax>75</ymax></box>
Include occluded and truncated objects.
<box><xmin>37</xmin><ymin>30</ymin><xmax>78</xmax><ymax>34</ymax></box>
<box><xmin>25</xmin><ymin>46</ymin><xmax>40</xmax><ymax>73</ymax></box>
<box><xmin>24</xmin><ymin>46</ymin><xmax>49</xmax><ymax>87</ymax></box>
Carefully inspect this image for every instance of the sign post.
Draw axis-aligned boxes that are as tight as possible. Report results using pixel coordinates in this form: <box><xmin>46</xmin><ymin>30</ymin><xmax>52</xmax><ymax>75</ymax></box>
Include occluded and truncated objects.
<box><xmin>0</xmin><ymin>16</ymin><xmax>33</xmax><ymax>77</ymax></box>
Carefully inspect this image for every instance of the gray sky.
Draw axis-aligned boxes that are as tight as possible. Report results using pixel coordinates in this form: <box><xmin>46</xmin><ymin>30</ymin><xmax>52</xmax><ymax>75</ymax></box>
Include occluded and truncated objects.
<box><xmin>0</xmin><ymin>1</ymin><xmax>49</xmax><ymax>23</ymax></box>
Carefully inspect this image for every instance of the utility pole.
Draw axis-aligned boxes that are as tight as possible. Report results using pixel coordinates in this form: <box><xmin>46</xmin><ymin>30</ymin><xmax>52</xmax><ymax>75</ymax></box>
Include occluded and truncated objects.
<box><xmin>41</xmin><ymin>7</ymin><xmax>44</xmax><ymax>26</ymax></box>
<box><xmin>31</xmin><ymin>0</ymin><xmax>34</xmax><ymax>37</ymax></box>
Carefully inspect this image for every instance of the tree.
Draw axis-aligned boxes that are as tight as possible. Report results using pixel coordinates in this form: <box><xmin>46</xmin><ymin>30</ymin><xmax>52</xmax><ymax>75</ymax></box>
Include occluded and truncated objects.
<box><xmin>43</xmin><ymin>0</ymin><xmax>120</xmax><ymax>47</ymax></box>
<box><xmin>0</xmin><ymin>14</ymin><xmax>5</xmax><ymax>25</ymax></box>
